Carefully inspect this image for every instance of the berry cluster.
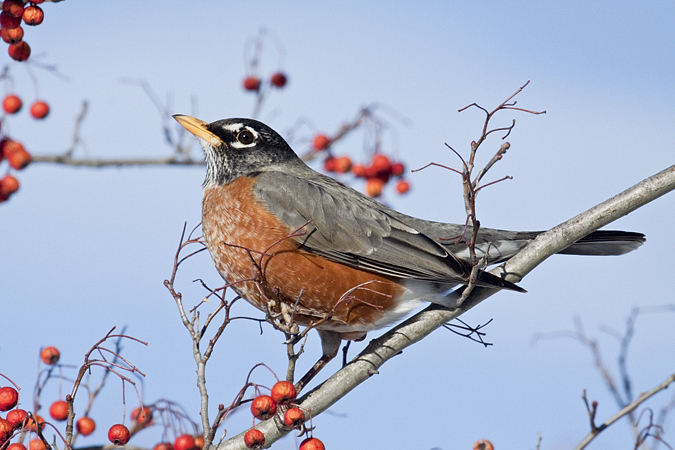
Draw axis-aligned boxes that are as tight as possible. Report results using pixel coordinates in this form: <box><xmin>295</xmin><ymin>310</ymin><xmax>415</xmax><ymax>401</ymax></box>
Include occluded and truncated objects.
<box><xmin>1</xmin><ymin>347</ymin><xmax>104</xmax><ymax>450</ymax></box>
<box><xmin>1</xmin><ymin>413</ymin><xmax>47</xmax><ymax>450</ymax></box>
<box><xmin>149</xmin><ymin>434</ymin><xmax>205</xmax><ymax>450</ymax></box>
<box><xmin>242</xmin><ymin>71</ymin><xmax>288</xmax><ymax>92</ymax></box>
<box><xmin>1</xmin><ymin>0</ymin><xmax>45</xmax><ymax>62</ymax></box>
<box><xmin>3</xmin><ymin>93</ymin><xmax>48</xmax><ymax>120</ymax></box>
<box><xmin>313</xmin><ymin>133</ymin><xmax>410</xmax><ymax>198</ymax></box>
<box><xmin>241</xmin><ymin>29</ymin><xmax>288</xmax><ymax>95</ymax></box>
<box><xmin>4</xmin><ymin>343</ymin><xmax>213</xmax><ymax>450</ymax></box>
<box><xmin>108</xmin><ymin>409</ymin><xmax>206</xmax><ymax>450</ymax></box>
<box><xmin>38</xmin><ymin>346</ymin><xmax>100</xmax><ymax>438</ymax></box>
<box><xmin>239</xmin><ymin>32</ymin><xmax>410</xmax><ymax>201</ymax></box>
<box><xmin>40</xmin><ymin>346</ymin><xmax>97</xmax><ymax>439</ymax></box>
<box><xmin>244</xmin><ymin>380</ymin><xmax>325</xmax><ymax>450</ymax></box>
<box><xmin>1</xmin><ymin>92</ymin><xmax>51</xmax><ymax>203</ymax></box>
<box><xmin>0</xmin><ymin>1</ymin><xmax>56</xmax><ymax>205</ymax></box>
<box><xmin>0</xmin><ymin>368</ymin><xmax>46</xmax><ymax>450</ymax></box>
<box><xmin>0</xmin><ymin>349</ymin><xmax>66</xmax><ymax>449</ymax></box>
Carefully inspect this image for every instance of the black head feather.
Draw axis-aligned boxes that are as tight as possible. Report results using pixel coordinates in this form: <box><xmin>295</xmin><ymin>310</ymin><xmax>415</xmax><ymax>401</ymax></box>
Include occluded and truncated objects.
<box><xmin>202</xmin><ymin>118</ymin><xmax>301</xmax><ymax>186</ymax></box>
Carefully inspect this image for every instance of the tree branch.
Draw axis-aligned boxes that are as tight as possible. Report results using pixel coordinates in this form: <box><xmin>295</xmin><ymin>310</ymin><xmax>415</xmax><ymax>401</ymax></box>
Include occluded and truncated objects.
<box><xmin>31</xmin><ymin>155</ymin><xmax>203</xmax><ymax>167</ymax></box>
<box><xmin>216</xmin><ymin>163</ymin><xmax>675</xmax><ymax>449</ymax></box>
<box><xmin>574</xmin><ymin>372</ymin><xmax>675</xmax><ymax>450</ymax></box>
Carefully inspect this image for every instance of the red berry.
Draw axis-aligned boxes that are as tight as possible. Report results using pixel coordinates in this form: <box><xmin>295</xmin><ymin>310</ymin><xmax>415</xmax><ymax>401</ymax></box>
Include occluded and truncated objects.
<box><xmin>31</xmin><ymin>0</ymin><xmax>44</xmax><ymax>3</ymax></box>
<box><xmin>2</xmin><ymin>0</ymin><xmax>24</xmax><ymax>17</ymax></box>
<box><xmin>299</xmin><ymin>437</ymin><xmax>325</xmax><ymax>450</ymax></box>
<box><xmin>391</xmin><ymin>162</ymin><xmax>405</xmax><ymax>176</ymax></box>
<box><xmin>0</xmin><ymin>11</ymin><xmax>21</xmax><ymax>29</ymax></box>
<box><xmin>1</xmin><ymin>26</ymin><xmax>24</xmax><ymax>44</ymax></box>
<box><xmin>366</xmin><ymin>167</ymin><xmax>391</xmax><ymax>183</ymax></box>
<box><xmin>40</xmin><ymin>346</ymin><xmax>60</xmax><ymax>365</ymax></box>
<box><xmin>1</xmin><ymin>139</ymin><xmax>21</xmax><ymax>158</ymax></box>
<box><xmin>22</xmin><ymin>5</ymin><xmax>43</xmax><ymax>26</ymax></box>
<box><xmin>8</xmin><ymin>444</ymin><xmax>27</xmax><ymax>450</ymax></box>
<box><xmin>270</xmin><ymin>72</ymin><xmax>287</xmax><ymax>88</ymax></box>
<box><xmin>0</xmin><ymin>175</ymin><xmax>19</xmax><ymax>197</ymax></box>
<box><xmin>131</xmin><ymin>406</ymin><xmax>153</xmax><ymax>426</ymax></box>
<box><xmin>364</xmin><ymin>165</ymin><xmax>378</xmax><ymax>180</ymax></box>
<box><xmin>29</xmin><ymin>439</ymin><xmax>45</xmax><ymax>450</ymax></box>
<box><xmin>7</xmin><ymin>146</ymin><xmax>32</xmax><ymax>170</ymax></box>
<box><xmin>49</xmin><ymin>400</ymin><xmax>68</xmax><ymax>421</ymax></box>
<box><xmin>3</xmin><ymin>95</ymin><xmax>22</xmax><ymax>114</ymax></box>
<box><xmin>473</xmin><ymin>439</ymin><xmax>494</xmax><ymax>450</ymax></box>
<box><xmin>25</xmin><ymin>415</ymin><xmax>44</xmax><ymax>432</ymax></box>
<box><xmin>1</xmin><ymin>140</ymin><xmax>31</xmax><ymax>170</ymax></box>
<box><xmin>8</xmin><ymin>41</ymin><xmax>30</xmax><ymax>61</ymax></box>
<box><xmin>371</xmin><ymin>153</ymin><xmax>391</xmax><ymax>173</ymax></box>
<box><xmin>366</xmin><ymin>178</ymin><xmax>385</xmax><ymax>198</ymax></box>
<box><xmin>366</xmin><ymin>154</ymin><xmax>393</xmax><ymax>183</ymax></box>
<box><xmin>396</xmin><ymin>179</ymin><xmax>410</xmax><ymax>194</ymax></box>
<box><xmin>173</xmin><ymin>434</ymin><xmax>195</xmax><ymax>450</ymax></box>
<box><xmin>153</xmin><ymin>443</ymin><xmax>173</xmax><ymax>450</ymax></box>
<box><xmin>243</xmin><ymin>429</ymin><xmax>265</xmax><ymax>449</ymax></box>
<box><xmin>0</xmin><ymin>386</ymin><xmax>19</xmax><ymax>411</ymax></box>
<box><xmin>312</xmin><ymin>134</ymin><xmax>330</xmax><ymax>151</ymax></box>
<box><xmin>6</xmin><ymin>409</ymin><xmax>28</xmax><ymax>429</ymax></box>
<box><xmin>194</xmin><ymin>436</ymin><xmax>204</xmax><ymax>450</ymax></box>
<box><xmin>283</xmin><ymin>407</ymin><xmax>305</xmax><ymax>428</ymax></box>
<box><xmin>30</xmin><ymin>101</ymin><xmax>49</xmax><ymax>119</ymax></box>
<box><xmin>0</xmin><ymin>418</ymin><xmax>13</xmax><ymax>441</ymax></box>
<box><xmin>351</xmin><ymin>163</ymin><xmax>367</xmax><ymax>177</ymax></box>
<box><xmin>270</xmin><ymin>381</ymin><xmax>296</xmax><ymax>405</ymax></box>
<box><xmin>76</xmin><ymin>416</ymin><xmax>96</xmax><ymax>436</ymax></box>
<box><xmin>250</xmin><ymin>395</ymin><xmax>276</xmax><ymax>420</ymax></box>
<box><xmin>323</xmin><ymin>156</ymin><xmax>337</xmax><ymax>173</ymax></box>
<box><xmin>108</xmin><ymin>424</ymin><xmax>130</xmax><ymax>445</ymax></box>
<box><xmin>243</xmin><ymin>76</ymin><xmax>260</xmax><ymax>92</ymax></box>
<box><xmin>333</xmin><ymin>155</ymin><xmax>352</xmax><ymax>174</ymax></box>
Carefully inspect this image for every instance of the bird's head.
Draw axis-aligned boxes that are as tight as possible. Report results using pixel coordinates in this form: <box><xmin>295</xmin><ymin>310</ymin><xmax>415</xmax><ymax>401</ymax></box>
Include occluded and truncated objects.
<box><xmin>173</xmin><ymin>115</ymin><xmax>300</xmax><ymax>187</ymax></box>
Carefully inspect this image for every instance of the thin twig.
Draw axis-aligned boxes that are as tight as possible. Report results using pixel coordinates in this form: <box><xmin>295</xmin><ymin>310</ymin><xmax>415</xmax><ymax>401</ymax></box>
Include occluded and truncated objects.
<box><xmin>574</xmin><ymin>373</ymin><xmax>675</xmax><ymax>450</ymax></box>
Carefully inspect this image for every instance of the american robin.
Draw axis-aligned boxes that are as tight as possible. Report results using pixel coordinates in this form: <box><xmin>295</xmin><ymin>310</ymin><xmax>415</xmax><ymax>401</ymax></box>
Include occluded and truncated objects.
<box><xmin>173</xmin><ymin>115</ymin><xmax>645</xmax><ymax>389</ymax></box>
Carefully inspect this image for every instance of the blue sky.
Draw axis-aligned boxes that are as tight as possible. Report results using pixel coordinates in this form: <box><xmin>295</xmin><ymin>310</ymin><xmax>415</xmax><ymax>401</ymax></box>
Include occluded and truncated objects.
<box><xmin>2</xmin><ymin>2</ymin><xmax>675</xmax><ymax>449</ymax></box>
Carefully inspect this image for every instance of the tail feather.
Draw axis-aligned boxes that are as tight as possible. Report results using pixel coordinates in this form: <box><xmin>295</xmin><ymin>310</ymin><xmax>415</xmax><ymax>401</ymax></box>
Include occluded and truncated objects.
<box><xmin>559</xmin><ymin>230</ymin><xmax>646</xmax><ymax>256</ymax></box>
<box><xmin>472</xmin><ymin>230</ymin><xmax>645</xmax><ymax>293</ymax></box>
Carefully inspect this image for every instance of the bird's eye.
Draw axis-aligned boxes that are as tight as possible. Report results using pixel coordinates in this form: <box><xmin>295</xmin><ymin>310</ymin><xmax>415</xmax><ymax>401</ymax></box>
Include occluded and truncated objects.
<box><xmin>237</xmin><ymin>130</ymin><xmax>255</xmax><ymax>145</ymax></box>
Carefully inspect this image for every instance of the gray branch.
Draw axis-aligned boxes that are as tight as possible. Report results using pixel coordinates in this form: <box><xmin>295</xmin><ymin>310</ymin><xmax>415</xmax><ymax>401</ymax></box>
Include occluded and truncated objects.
<box><xmin>574</xmin><ymin>372</ymin><xmax>675</xmax><ymax>450</ymax></box>
<box><xmin>31</xmin><ymin>155</ymin><xmax>203</xmax><ymax>167</ymax></box>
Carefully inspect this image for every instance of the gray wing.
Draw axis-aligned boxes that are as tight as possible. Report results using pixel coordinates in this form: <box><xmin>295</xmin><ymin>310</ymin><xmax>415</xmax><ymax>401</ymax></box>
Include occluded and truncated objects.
<box><xmin>252</xmin><ymin>166</ymin><xmax>643</xmax><ymax>290</ymax></box>
<box><xmin>253</xmin><ymin>169</ymin><xmax>474</xmax><ymax>283</ymax></box>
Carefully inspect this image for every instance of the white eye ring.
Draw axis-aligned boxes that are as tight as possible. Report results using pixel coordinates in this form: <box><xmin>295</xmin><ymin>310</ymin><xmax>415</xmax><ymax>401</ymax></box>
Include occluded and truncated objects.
<box><xmin>237</xmin><ymin>130</ymin><xmax>255</xmax><ymax>145</ymax></box>
<box><xmin>224</xmin><ymin>124</ymin><xmax>259</xmax><ymax>148</ymax></box>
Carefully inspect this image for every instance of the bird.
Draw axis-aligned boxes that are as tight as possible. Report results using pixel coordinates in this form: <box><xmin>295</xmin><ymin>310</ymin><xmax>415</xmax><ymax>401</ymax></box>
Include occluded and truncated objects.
<box><xmin>173</xmin><ymin>114</ymin><xmax>645</xmax><ymax>390</ymax></box>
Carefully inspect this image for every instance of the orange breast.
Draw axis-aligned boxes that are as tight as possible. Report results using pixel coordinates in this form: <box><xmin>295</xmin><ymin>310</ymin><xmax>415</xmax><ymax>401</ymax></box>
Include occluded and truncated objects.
<box><xmin>201</xmin><ymin>176</ymin><xmax>407</xmax><ymax>333</ymax></box>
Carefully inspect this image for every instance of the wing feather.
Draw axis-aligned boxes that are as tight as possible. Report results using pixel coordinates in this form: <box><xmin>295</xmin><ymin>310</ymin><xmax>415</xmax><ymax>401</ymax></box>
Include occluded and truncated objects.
<box><xmin>253</xmin><ymin>170</ymin><xmax>472</xmax><ymax>284</ymax></box>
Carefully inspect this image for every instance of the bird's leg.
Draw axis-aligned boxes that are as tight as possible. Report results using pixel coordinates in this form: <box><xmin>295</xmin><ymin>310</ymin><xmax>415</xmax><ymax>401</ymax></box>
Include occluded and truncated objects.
<box><xmin>341</xmin><ymin>340</ymin><xmax>352</xmax><ymax>367</ymax></box>
<box><xmin>294</xmin><ymin>353</ymin><xmax>337</xmax><ymax>393</ymax></box>
<box><xmin>294</xmin><ymin>329</ymin><xmax>342</xmax><ymax>392</ymax></box>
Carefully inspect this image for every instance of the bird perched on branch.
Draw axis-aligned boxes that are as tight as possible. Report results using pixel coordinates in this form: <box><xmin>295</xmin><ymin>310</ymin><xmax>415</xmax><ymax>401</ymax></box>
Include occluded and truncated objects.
<box><xmin>173</xmin><ymin>115</ymin><xmax>645</xmax><ymax>390</ymax></box>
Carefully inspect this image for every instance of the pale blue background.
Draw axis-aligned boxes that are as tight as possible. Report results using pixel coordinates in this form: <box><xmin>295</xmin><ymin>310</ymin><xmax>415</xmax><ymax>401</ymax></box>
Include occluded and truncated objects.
<box><xmin>2</xmin><ymin>2</ymin><xmax>674</xmax><ymax>449</ymax></box>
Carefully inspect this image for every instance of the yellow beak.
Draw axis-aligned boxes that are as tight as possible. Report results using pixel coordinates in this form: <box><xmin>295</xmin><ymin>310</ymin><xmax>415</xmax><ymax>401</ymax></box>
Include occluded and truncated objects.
<box><xmin>172</xmin><ymin>114</ymin><xmax>223</xmax><ymax>147</ymax></box>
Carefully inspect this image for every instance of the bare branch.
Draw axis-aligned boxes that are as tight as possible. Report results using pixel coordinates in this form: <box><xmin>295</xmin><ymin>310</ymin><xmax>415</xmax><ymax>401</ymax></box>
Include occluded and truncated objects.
<box><xmin>574</xmin><ymin>373</ymin><xmax>675</xmax><ymax>450</ymax></box>
<box><xmin>32</xmin><ymin>155</ymin><xmax>203</xmax><ymax>167</ymax></box>
<box><xmin>64</xmin><ymin>101</ymin><xmax>88</xmax><ymax>158</ymax></box>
